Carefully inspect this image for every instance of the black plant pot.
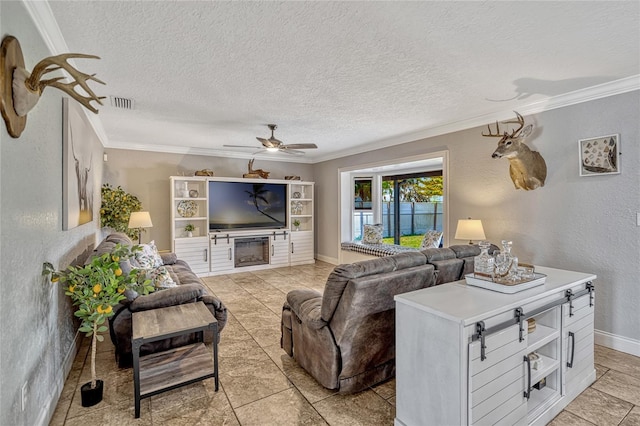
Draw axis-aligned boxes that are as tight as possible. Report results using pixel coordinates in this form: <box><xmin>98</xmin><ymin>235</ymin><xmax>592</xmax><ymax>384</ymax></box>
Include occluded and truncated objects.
<box><xmin>80</xmin><ymin>380</ymin><xmax>104</xmax><ymax>407</ymax></box>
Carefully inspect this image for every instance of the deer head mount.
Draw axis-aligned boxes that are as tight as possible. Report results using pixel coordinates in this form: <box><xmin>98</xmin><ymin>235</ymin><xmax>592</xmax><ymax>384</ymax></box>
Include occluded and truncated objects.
<box><xmin>1</xmin><ymin>36</ymin><xmax>105</xmax><ymax>138</ymax></box>
<box><xmin>482</xmin><ymin>111</ymin><xmax>547</xmax><ymax>191</ymax></box>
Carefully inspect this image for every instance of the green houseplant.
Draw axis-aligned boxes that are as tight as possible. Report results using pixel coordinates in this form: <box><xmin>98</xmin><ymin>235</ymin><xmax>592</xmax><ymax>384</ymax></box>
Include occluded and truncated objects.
<box><xmin>100</xmin><ymin>183</ymin><xmax>142</xmax><ymax>240</ymax></box>
<box><xmin>44</xmin><ymin>244</ymin><xmax>153</xmax><ymax>407</ymax></box>
<box><xmin>184</xmin><ymin>223</ymin><xmax>195</xmax><ymax>237</ymax></box>
<box><xmin>293</xmin><ymin>219</ymin><xmax>301</xmax><ymax>231</ymax></box>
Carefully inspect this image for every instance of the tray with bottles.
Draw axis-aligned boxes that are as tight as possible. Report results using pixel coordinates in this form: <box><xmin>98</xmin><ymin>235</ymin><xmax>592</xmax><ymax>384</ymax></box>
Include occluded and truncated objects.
<box><xmin>465</xmin><ymin>271</ymin><xmax>547</xmax><ymax>293</ymax></box>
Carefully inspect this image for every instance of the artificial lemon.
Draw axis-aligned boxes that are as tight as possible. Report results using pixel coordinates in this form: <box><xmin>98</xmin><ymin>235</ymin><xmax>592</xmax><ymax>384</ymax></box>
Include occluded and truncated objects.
<box><xmin>68</xmin><ymin>285</ymin><xmax>75</xmax><ymax>293</ymax></box>
<box><xmin>51</xmin><ymin>275</ymin><xmax>59</xmax><ymax>283</ymax></box>
<box><xmin>114</xmin><ymin>268</ymin><xmax>123</xmax><ymax>277</ymax></box>
<box><xmin>93</xmin><ymin>284</ymin><xmax>102</xmax><ymax>294</ymax></box>
<box><xmin>104</xmin><ymin>305</ymin><xmax>113</xmax><ymax>314</ymax></box>
<box><xmin>117</xmin><ymin>287</ymin><xmax>125</xmax><ymax>294</ymax></box>
<box><xmin>112</xmin><ymin>255</ymin><xmax>120</xmax><ymax>262</ymax></box>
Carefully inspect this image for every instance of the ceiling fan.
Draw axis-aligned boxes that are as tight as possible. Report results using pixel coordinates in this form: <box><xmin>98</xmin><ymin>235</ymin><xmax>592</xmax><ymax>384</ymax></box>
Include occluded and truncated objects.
<box><xmin>224</xmin><ymin>124</ymin><xmax>317</xmax><ymax>155</ymax></box>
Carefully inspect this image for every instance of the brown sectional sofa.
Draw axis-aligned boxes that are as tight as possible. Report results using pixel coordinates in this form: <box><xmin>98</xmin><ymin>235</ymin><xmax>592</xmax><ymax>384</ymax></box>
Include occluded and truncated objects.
<box><xmin>91</xmin><ymin>233</ymin><xmax>227</xmax><ymax>367</ymax></box>
<box><xmin>281</xmin><ymin>244</ymin><xmax>497</xmax><ymax>393</ymax></box>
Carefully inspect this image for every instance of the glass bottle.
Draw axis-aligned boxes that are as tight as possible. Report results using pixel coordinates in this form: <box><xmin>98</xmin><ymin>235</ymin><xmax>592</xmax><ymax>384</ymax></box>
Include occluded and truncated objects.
<box><xmin>494</xmin><ymin>240</ymin><xmax>513</xmax><ymax>281</ymax></box>
<box><xmin>474</xmin><ymin>241</ymin><xmax>494</xmax><ymax>279</ymax></box>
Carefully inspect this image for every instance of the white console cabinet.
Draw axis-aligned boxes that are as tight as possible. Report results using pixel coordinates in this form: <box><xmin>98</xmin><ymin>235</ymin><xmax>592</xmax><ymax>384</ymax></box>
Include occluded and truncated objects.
<box><xmin>170</xmin><ymin>177</ymin><xmax>314</xmax><ymax>275</ymax></box>
<box><xmin>394</xmin><ymin>266</ymin><xmax>596</xmax><ymax>426</ymax></box>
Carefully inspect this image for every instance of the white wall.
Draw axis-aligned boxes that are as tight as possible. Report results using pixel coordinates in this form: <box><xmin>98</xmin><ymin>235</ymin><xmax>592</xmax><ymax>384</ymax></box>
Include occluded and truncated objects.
<box><xmin>313</xmin><ymin>91</ymin><xmax>640</xmax><ymax>347</ymax></box>
<box><xmin>0</xmin><ymin>2</ymin><xmax>105</xmax><ymax>423</ymax></box>
<box><xmin>103</xmin><ymin>149</ymin><xmax>314</xmax><ymax>251</ymax></box>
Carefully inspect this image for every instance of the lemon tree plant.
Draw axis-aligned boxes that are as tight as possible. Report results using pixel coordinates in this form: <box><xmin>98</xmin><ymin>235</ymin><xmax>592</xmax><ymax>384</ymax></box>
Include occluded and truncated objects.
<box><xmin>45</xmin><ymin>244</ymin><xmax>153</xmax><ymax>402</ymax></box>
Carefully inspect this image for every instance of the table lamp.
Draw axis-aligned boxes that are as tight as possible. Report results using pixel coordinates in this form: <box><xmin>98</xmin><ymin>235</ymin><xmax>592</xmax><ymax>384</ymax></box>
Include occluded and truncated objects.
<box><xmin>128</xmin><ymin>211</ymin><xmax>153</xmax><ymax>244</ymax></box>
<box><xmin>454</xmin><ymin>217</ymin><xmax>486</xmax><ymax>244</ymax></box>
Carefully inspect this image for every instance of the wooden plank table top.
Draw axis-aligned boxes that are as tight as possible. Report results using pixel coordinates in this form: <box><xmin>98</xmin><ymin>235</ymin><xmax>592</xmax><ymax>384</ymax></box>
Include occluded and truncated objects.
<box><xmin>132</xmin><ymin>302</ymin><xmax>215</xmax><ymax>341</ymax></box>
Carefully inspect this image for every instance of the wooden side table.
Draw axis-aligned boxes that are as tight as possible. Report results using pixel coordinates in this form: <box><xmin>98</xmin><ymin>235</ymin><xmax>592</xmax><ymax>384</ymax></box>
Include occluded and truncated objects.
<box><xmin>132</xmin><ymin>302</ymin><xmax>219</xmax><ymax>418</ymax></box>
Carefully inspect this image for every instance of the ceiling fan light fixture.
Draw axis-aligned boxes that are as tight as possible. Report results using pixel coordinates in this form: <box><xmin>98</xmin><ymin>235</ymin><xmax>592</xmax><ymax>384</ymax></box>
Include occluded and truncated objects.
<box><xmin>265</xmin><ymin>147</ymin><xmax>279</xmax><ymax>152</ymax></box>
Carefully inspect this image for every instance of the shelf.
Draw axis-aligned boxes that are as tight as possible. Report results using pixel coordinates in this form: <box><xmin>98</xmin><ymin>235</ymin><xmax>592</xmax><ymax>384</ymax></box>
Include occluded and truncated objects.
<box><xmin>527</xmin><ymin>324</ymin><xmax>559</xmax><ymax>353</ymax></box>
<box><xmin>175</xmin><ymin>216</ymin><xmax>207</xmax><ymax>221</ymax></box>
<box><xmin>291</xmin><ymin>214</ymin><xmax>312</xmax><ymax>218</ymax></box>
<box><xmin>530</xmin><ymin>354</ymin><xmax>559</xmax><ymax>384</ymax></box>
<box><xmin>138</xmin><ymin>342</ymin><xmax>214</xmax><ymax>397</ymax></box>
<box><xmin>175</xmin><ymin>197</ymin><xmax>207</xmax><ymax>201</ymax></box>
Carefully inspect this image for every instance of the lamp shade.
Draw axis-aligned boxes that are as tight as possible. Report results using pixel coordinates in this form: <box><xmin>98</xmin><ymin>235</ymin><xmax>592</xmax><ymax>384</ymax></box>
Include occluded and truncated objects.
<box><xmin>128</xmin><ymin>211</ymin><xmax>153</xmax><ymax>229</ymax></box>
<box><xmin>454</xmin><ymin>218</ymin><xmax>486</xmax><ymax>244</ymax></box>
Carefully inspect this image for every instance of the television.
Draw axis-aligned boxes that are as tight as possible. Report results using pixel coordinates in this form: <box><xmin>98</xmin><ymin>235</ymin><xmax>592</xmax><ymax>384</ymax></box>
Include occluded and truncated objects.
<box><xmin>208</xmin><ymin>181</ymin><xmax>287</xmax><ymax>231</ymax></box>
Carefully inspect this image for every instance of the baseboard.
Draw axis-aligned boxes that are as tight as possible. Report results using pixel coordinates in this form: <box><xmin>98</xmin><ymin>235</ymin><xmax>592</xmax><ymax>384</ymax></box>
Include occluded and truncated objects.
<box><xmin>595</xmin><ymin>329</ymin><xmax>640</xmax><ymax>357</ymax></box>
<box><xmin>316</xmin><ymin>254</ymin><xmax>339</xmax><ymax>265</ymax></box>
<box><xmin>37</xmin><ymin>330</ymin><xmax>82</xmax><ymax>426</ymax></box>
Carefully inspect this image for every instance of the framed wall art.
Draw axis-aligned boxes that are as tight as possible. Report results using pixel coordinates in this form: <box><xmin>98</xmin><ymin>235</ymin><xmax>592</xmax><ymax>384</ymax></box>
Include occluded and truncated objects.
<box><xmin>62</xmin><ymin>98</ymin><xmax>100</xmax><ymax>229</ymax></box>
<box><xmin>578</xmin><ymin>134</ymin><xmax>620</xmax><ymax>177</ymax></box>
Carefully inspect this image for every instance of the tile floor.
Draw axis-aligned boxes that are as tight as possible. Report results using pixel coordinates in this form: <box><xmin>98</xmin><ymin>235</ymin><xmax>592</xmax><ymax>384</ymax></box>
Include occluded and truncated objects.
<box><xmin>50</xmin><ymin>261</ymin><xmax>640</xmax><ymax>425</ymax></box>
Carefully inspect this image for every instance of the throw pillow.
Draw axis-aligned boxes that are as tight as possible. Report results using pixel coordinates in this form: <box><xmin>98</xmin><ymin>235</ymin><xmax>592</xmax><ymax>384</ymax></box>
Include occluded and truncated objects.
<box><xmin>363</xmin><ymin>224</ymin><xmax>383</xmax><ymax>244</ymax></box>
<box><xmin>420</xmin><ymin>230</ymin><xmax>443</xmax><ymax>249</ymax></box>
<box><xmin>146</xmin><ymin>266</ymin><xmax>177</xmax><ymax>289</ymax></box>
<box><xmin>135</xmin><ymin>240</ymin><xmax>164</xmax><ymax>269</ymax></box>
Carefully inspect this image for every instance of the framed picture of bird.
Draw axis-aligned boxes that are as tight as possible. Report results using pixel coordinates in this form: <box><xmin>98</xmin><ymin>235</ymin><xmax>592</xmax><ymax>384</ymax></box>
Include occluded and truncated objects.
<box><xmin>578</xmin><ymin>134</ymin><xmax>620</xmax><ymax>176</ymax></box>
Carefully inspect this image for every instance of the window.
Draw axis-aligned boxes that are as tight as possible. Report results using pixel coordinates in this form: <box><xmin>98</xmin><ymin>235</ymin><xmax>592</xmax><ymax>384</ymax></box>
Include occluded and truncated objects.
<box><xmin>381</xmin><ymin>172</ymin><xmax>443</xmax><ymax>247</ymax></box>
<box><xmin>339</xmin><ymin>151</ymin><xmax>448</xmax><ymax>256</ymax></box>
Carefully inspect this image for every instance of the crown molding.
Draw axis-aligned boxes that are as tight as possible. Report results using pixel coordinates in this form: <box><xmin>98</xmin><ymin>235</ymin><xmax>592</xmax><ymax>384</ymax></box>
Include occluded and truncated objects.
<box><xmin>312</xmin><ymin>76</ymin><xmax>639</xmax><ymax>163</ymax></box>
<box><xmin>105</xmin><ymin>140</ymin><xmax>315</xmax><ymax>164</ymax></box>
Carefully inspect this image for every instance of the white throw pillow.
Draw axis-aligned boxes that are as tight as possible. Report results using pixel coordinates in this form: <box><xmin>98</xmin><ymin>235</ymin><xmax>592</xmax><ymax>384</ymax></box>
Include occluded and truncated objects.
<box><xmin>135</xmin><ymin>240</ymin><xmax>163</xmax><ymax>269</ymax></box>
<box><xmin>420</xmin><ymin>230</ymin><xmax>443</xmax><ymax>249</ymax></box>
<box><xmin>146</xmin><ymin>266</ymin><xmax>177</xmax><ymax>289</ymax></box>
<box><xmin>363</xmin><ymin>224</ymin><xmax>383</xmax><ymax>244</ymax></box>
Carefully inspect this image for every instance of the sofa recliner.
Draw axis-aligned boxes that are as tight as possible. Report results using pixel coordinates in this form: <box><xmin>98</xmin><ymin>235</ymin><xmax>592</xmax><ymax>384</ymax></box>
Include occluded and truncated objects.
<box><xmin>91</xmin><ymin>233</ymin><xmax>227</xmax><ymax>367</ymax></box>
<box><xmin>281</xmin><ymin>251</ymin><xmax>436</xmax><ymax>393</ymax></box>
<box><xmin>281</xmin><ymin>244</ymin><xmax>495</xmax><ymax>393</ymax></box>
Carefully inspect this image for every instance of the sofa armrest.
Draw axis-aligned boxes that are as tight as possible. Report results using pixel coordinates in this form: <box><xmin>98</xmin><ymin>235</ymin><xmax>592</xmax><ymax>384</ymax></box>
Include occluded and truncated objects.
<box><xmin>160</xmin><ymin>252</ymin><xmax>178</xmax><ymax>265</ymax></box>
<box><xmin>129</xmin><ymin>284</ymin><xmax>203</xmax><ymax>312</ymax></box>
<box><xmin>286</xmin><ymin>289</ymin><xmax>326</xmax><ymax>330</ymax></box>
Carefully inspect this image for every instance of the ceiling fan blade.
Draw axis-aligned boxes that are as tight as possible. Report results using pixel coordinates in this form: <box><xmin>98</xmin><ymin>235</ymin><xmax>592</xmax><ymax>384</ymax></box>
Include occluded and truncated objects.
<box><xmin>256</xmin><ymin>137</ymin><xmax>276</xmax><ymax>148</ymax></box>
<box><xmin>282</xmin><ymin>143</ymin><xmax>318</xmax><ymax>150</ymax></box>
<box><xmin>280</xmin><ymin>148</ymin><xmax>306</xmax><ymax>155</ymax></box>
<box><xmin>223</xmin><ymin>144</ymin><xmax>258</xmax><ymax>148</ymax></box>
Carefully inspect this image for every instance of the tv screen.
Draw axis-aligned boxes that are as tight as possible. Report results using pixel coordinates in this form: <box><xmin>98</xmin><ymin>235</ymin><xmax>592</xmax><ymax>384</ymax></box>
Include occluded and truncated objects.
<box><xmin>209</xmin><ymin>181</ymin><xmax>287</xmax><ymax>230</ymax></box>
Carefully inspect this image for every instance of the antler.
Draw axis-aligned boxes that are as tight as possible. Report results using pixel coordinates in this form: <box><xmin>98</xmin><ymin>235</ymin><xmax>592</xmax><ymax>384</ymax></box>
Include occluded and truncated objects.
<box><xmin>481</xmin><ymin>111</ymin><xmax>525</xmax><ymax>138</ymax></box>
<box><xmin>24</xmin><ymin>53</ymin><xmax>105</xmax><ymax>114</ymax></box>
<box><xmin>481</xmin><ymin>121</ymin><xmax>504</xmax><ymax>138</ymax></box>
<box><xmin>501</xmin><ymin>111</ymin><xmax>525</xmax><ymax>138</ymax></box>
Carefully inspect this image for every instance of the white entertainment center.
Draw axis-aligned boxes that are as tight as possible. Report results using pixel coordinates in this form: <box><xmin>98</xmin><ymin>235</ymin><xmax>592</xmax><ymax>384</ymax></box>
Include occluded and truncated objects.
<box><xmin>394</xmin><ymin>266</ymin><xmax>596</xmax><ymax>426</ymax></box>
<box><xmin>170</xmin><ymin>176</ymin><xmax>315</xmax><ymax>276</ymax></box>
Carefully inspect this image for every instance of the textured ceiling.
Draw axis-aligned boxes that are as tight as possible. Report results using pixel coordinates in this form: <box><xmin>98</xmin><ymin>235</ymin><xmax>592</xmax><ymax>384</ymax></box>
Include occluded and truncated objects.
<box><xmin>45</xmin><ymin>1</ymin><xmax>639</xmax><ymax>163</ymax></box>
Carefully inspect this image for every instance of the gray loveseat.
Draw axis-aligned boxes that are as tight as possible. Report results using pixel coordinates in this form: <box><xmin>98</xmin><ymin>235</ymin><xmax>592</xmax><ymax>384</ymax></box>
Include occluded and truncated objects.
<box><xmin>92</xmin><ymin>233</ymin><xmax>227</xmax><ymax>367</ymax></box>
<box><xmin>281</xmin><ymin>244</ymin><xmax>495</xmax><ymax>393</ymax></box>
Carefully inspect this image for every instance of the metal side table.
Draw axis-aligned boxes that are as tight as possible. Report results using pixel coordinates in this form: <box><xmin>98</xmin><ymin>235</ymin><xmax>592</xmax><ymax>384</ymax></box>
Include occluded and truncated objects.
<box><xmin>132</xmin><ymin>301</ymin><xmax>219</xmax><ymax>418</ymax></box>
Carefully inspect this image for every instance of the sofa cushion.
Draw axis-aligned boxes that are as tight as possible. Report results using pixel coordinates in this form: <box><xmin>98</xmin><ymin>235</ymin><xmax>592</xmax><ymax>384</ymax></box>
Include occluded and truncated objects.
<box><xmin>430</xmin><ymin>258</ymin><xmax>464</xmax><ymax>284</ymax></box>
<box><xmin>128</xmin><ymin>283</ymin><xmax>204</xmax><ymax>312</ymax></box>
<box><xmin>421</xmin><ymin>247</ymin><xmax>456</xmax><ymax>262</ymax></box>
<box><xmin>321</xmin><ymin>252</ymin><xmax>427</xmax><ymax>322</ymax></box>
<box><xmin>449</xmin><ymin>244</ymin><xmax>480</xmax><ymax>258</ymax></box>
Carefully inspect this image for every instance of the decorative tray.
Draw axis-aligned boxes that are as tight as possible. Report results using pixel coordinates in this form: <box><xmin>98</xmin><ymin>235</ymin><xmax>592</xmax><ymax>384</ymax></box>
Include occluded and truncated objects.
<box><xmin>464</xmin><ymin>273</ymin><xmax>547</xmax><ymax>294</ymax></box>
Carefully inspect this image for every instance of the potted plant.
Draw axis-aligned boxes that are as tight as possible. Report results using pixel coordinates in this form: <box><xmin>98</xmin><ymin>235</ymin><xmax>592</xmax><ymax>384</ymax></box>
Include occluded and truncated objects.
<box><xmin>100</xmin><ymin>183</ymin><xmax>143</xmax><ymax>240</ymax></box>
<box><xmin>293</xmin><ymin>219</ymin><xmax>301</xmax><ymax>231</ymax></box>
<box><xmin>44</xmin><ymin>244</ymin><xmax>153</xmax><ymax>407</ymax></box>
<box><xmin>184</xmin><ymin>223</ymin><xmax>195</xmax><ymax>237</ymax></box>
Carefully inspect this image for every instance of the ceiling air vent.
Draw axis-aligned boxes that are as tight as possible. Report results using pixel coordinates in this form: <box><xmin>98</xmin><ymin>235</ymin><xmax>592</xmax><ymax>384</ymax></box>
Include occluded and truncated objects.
<box><xmin>109</xmin><ymin>96</ymin><xmax>135</xmax><ymax>110</ymax></box>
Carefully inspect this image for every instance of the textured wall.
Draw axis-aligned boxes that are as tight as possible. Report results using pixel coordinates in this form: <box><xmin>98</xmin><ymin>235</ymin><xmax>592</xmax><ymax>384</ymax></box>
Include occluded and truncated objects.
<box><xmin>0</xmin><ymin>3</ymin><xmax>104</xmax><ymax>423</ymax></box>
<box><xmin>313</xmin><ymin>91</ymin><xmax>640</xmax><ymax>343</ymax></box>
<box><xmin>103</xmin><ymin>149</ymin><xmax>314</xmax><ymax>251</ymax></box>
